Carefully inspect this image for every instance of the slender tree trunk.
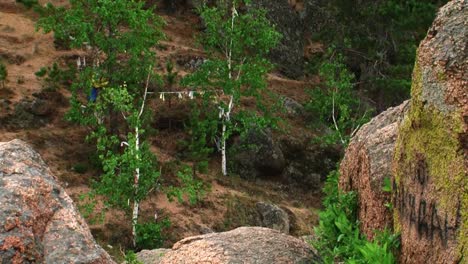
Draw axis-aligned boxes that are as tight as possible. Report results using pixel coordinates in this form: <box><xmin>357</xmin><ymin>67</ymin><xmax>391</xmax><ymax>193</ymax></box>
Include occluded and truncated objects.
<box><xmin>131</xmin><ymin>68</ymin><xmax>151</xmax><ymax>247</ymax></box>
<box><xmin>221</xmin><ymin>95</ymin><xmax>234</xmax><ymax>176</ymax></box>
<box><xmin>220</xmin><ymin>4</ymin><xmax>237</xmax><ymax>176</ymax></box>
<box><xmin>221</xmin><ymin>123</ymin><xmax>227</xmax><ymax>176</ymax></box>
<box><xmin>132</xmin><ymin>126</ymin><xmax>141</xmax><ymax>247</ymax></box>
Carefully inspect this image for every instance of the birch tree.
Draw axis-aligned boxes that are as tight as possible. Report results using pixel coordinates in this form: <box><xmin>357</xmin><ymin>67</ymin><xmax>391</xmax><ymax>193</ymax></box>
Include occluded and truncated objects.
<box><xmin>37</xmin><ymin>0</ymin><xmax>164</xmax><ymax>246</ymax></box>
<box><xmin>90</xmin><ymin>73</ymin><xmax>159</xmax><ymax>247</ymax></box>
<box><xmin>184</xmin><ymin>0</ymin><xmax>281</xmax><ymax>175</ymax></box>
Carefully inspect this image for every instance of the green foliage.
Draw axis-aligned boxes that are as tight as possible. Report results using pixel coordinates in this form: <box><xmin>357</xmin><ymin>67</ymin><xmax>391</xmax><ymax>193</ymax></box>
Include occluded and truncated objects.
<box><xmin>313</xmin><ymin>170</ymin><xmax>400</xmax><ymax>263</ymax></box>
<box><xmin>77</xmin><ymin>191</ymin><xmax>105</xmax><ymax>225</ymax></box>
<box><xmin>166</xmin><ymin>165</ymin><xmax>207</xmax><ymax>206</ymax></box>
<box><xmin>195</xmin><ymin>160</ymin><xmax>209</xmax><ymax>174</ymax></box>
<box><xmin>16</xmin><ymin>0</ymin><xmax>38</xmax><ymax>9</ymax></box>
<box><xmin>35</xmin><ymin>63</ymin><xmax>76</xmax><ymax>91</ymax></box>
<box><xmin>183</xmin><ymin>1</ymin><xmax>281</xmax><ymax>175</ymax></box>
<box><xmin>89</xmin><ymin>96</ymin><xmax>160</xmax><ymax>212</ymax></box>
<box><xmin>306</xmin><ymin>49</ymin><xmax>371</xmax><ymax>146</ymax></box>
<box><xmin>124</xmin><ymin>251</ymin><xmax>143</xmax><ymax>264</ymax></box>
<box><xmin>354</xmin><ymin>230</ymin><xmax>400</xmax><ymax>264</ymax></box>
<box><xmin>72</xmin><ymin>163</ymin><xmax>88</xmax><ymax>174</ymax></box>
<box><xmin>135</xmin><ymin>219</ymin><xmax>171</xmax><ymax>250</ymax></box>
<box><xmin>314</xmin><ymin>0</ymin><xmax>446</xmax><ymax>111</ymax></box>
<box><xmin>37</xmin><ymin>0</ymin><xmax>164</xmax><ymax>127</ymax></box>
<box><xmin>0</xmin><ymin>61</ymin><xmax>7</xmax><ymax>88</ymax></box>
<box><xmin>181</xmin><ymin>102</ymin><xmax>218</xmax><ymax>161</ymax></box>
<box><xmin>382</xmin><ymin>177</ymin><xmax>392</xmax><ymax>193</ymax></box>
<box><xmin>35</xmin><ymin>67</ymin><xmax>47</xmax><ymax>77</ymax></box>
<box><xmin>36</xmin><ymin>0</ymin><xmax>165</xmax><ymax>246</ymax></box>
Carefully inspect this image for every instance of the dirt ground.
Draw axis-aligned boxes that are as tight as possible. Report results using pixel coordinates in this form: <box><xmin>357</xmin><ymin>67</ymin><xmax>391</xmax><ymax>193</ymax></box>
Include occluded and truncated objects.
<box><xmin>0</xmin><ymin>1</ymin><xmax>323</xmax><ymax>261</ymax></box>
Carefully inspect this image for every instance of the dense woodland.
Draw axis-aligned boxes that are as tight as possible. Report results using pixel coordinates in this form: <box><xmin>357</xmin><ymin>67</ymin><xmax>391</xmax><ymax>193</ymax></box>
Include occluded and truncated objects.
<box><xmin>1</xmin><ymin>0</ymin><xmax>452</xmax><ymax>263</ymax></box>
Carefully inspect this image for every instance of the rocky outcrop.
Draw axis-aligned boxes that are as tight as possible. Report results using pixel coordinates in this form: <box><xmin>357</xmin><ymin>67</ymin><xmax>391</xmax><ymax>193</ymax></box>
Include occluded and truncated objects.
<box><xmin>338</xmin><ymin>1</ymin><xmax>467</xmax><ymax>263</ymax></box>
<box><xmin>0</xmin><ymin>139</ymin><xmax>114</xmax><ymax>263</ymax></box>
<box><xmin>250</xmin><ymin>1</ymin><xmax>305</xmax><ymax>78</ymax></box>
<box><xmin>136</xmin><ymin>227</ymin><xmax>321</xmax><ymax>264</ymax></box>
<box><xmin>392</xmin><ymin>1</ymin><xmax>467</xmax><ymax>263</ymax></box>
<box><xmin>0</xmin><ymin>91</ymin><xmax>67</xmax><ymax>129</ymax></box>
<box><xmin>282</xmin><ymin>96</ymin><xmax>305</xmax><ymax>116</ymax></box>
<box><xmin>256</xmin><ymin>202</ymin><xmax>290</xmax><ymax>234</ymax></box>
<box><xmin>230</xmin><ymin>128</ymin><xmax>286</xmax><ymax>180</ymax></box>
<box><xmin>339</xmin><ymin>100</ymin><xmax>409</xmax><ymax>239</ymax></box>
<box><xmin>280</xmin><ymin>137</ymin><xmax>341</xmax><ymax>189</ymax></box>
<box><xmin>230</xmin><ymin>129</ymin><xmax>340</xmax><ymax>191</ymax></box>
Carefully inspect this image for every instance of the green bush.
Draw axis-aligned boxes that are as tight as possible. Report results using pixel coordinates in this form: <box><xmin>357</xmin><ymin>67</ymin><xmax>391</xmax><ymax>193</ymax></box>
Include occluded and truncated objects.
<box><xmin>181</xmin><ymin>102</ymin><xmax>218</xmax><ymax>162</ymax></box>
<box><xmin>306</xmin><ymin>49</ymin><xmax>371</xmax><ymax>146</ymax></box>
<box><xmin>72</xmin><ymin>163</ymin><xmax>88</xmax><ymax>174</ymax></box>
<box><xmin>196</xmin><ymin>160</ymin><xmax>209</xmax><ymax>174</ymax></box>
<box><xmin>16</xmin><ymin>0</ymin><xmax>38</xmax><ymax>9</ymax></box>
<box><xmin>135</xmin><ymin>219</ymin><xmax>171</xmax><ymax>250</ymax></box>
<box><xmin>35</xmin><ymin>63</ymin><xmax>76</xmax><ymax>90</ymax></box>
<box><xmin>166</xmin><ymin>165</ymin><xmax>207</xmax><ymax>206</ymax></box>
<box><xmin>313</xmin><ymin>170</ymin><xmax>400</xmax><ymax>263</ymax></box>
<box><xmin>124</xmin><ymin>251</ymin><xmax>142</xmax><ymax>264</ymax></box>
<box><xmin>313</xmin><ymin>0</ymin><xmax>446</xmax><ymax>111</ymax></box>
<box><xmin>0</xmin><ymin>62</ymin><xmax>7</xmax><ymax>88</ymax></box>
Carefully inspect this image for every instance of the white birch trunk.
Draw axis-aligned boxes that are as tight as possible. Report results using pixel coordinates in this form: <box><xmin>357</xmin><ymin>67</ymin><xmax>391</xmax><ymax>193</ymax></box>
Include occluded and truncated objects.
<box><xmin>132</xmin><ymin>126</ymin><xmax>140</xmax><ymax>247</ymax></box>
<box><xmin>220</xmin><ymin>4</ymin><xmax>237</xmax><ymax>176</ymax></box>
<box><xmin>221</xmin><ymin>123</ymin><xmax>227</xmax><ymax>176</ymax></box>
<box><xmin>131</xmin><ymin>68</ymin><xmax>151</xmax><ymax>247</ymax></box>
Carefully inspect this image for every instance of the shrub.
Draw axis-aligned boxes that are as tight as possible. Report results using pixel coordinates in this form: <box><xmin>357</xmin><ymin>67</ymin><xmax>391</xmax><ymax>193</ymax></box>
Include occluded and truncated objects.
<box><xmin>37</xmin><ymin>0</ymin><xmax>165</xmax><ymax>247</ymax></box>
<box><xmin>312</xmin><ymin>0</ymin><xmax>446</xmax><ymax>111</ymax></box>
<box><xmin>0</xmin><ymin>62</ymin><xmax>7</xmax><ymax>88</ymax></box>
<box><xmin>306</xmin><ymin>49</ymin><xmax>371</xmax><ymax>146</ymax></box>
<box><xmin>313</xmin><ymin>170</ymin><xmax>400</xmax><ymax>263</ymax></box>
<box><xmin>124</xmin><ymin>251</ymin><xmax>143</xmax><ymax>264</ymax></box>
<box><xmin>166</xmin><ymin>165</ymin><xmax>207</xmax><ymax>206</ymax></box>
<box><xmin>135</xmin><ymin>219</ymin><xmax>171</xmax><ymax>250</ymax></box>
<box><xmin>16</xmin><ymin>0</ymin><xmax>38</xmax><ymax>9</ymax></box>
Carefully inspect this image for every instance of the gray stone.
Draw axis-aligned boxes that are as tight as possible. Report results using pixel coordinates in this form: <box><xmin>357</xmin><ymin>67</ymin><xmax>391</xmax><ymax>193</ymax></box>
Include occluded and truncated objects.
<box><xmin>256</xmin><ymin>202</ymin><xmax>290</xmax><ymax>234</ymax></box>
<box><xmin>283</xmin><ymin>163</ymin><xmax>322</xmax><ymax>191</ymax></box>
<box><xmin>280</xmin><ymin>137</ymin><xmax>341</xmax><ymax>188</ymax></box>
<box><xmin>136</xmin><ymin>249</ymin><xmax>171</xmax><ymax>264</ymax></box>
<box><xmin>137</xmin><ymin>227</ymin><xmax>321</xmax><ymax>264</ymax></box>
<box><xmin>392</xmin><ymin>1</ymin><xmax>467</xmax><ymax>262</ymax></box>
<box><xmin>249</xmin><ymin>1</ymin><xmax>305</xmax><ymax>78</ymax></box>
<box><xmin>339</xmin><ymin>101</ymin><xmax>409</xmax><ymax>240</ymax></box>
<box><xmin>283</xmin><ymin>96</ymin><xmax>304</xmax><ymax>116</ymax></box>
<box><xmin>0</xmin><ymin>139</ymin><xmax>115</xmax><ymax>264</ymax></box>
<box><xmin>230</xmin><ymin>129</ymin><xmax>286</xmax><ymax>180</ymax></box>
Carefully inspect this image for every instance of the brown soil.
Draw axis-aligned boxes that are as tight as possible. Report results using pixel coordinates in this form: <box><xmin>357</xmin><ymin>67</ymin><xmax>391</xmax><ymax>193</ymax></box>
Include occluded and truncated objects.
<box><xmin>0</xmin><ymin>2</ymin><xmax>322</xmax><ymax>262</ymax></box>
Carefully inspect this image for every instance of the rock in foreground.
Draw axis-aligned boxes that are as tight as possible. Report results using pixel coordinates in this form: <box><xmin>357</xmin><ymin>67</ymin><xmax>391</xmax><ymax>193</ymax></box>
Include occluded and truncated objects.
<box><xmin>393</xmin><ymin>0</ymin><xmax>467</xmax><ymax>262</ymax></box>
<box><xmin>0</xmin><ymin>139</ymin><xmax>114</xmax><ymax>263</ymax></box>
<box><xmin>339</xmin><ymin>0</ymin><xmax>467</xmax><ymax>263</ymax></box>
<box><xmin>137</xmin><ymin>227</ymin><xmax>320</xmax><ymax>264</ymax></box>
<box><xmin>339</xmin><ymin>100</ymin><xmax>409</xmax><ymax>239</ymax></box>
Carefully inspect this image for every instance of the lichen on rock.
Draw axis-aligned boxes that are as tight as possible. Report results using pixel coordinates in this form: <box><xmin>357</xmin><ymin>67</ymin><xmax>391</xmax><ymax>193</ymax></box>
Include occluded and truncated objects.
<box><xmin>392</xmin><ymin>1</ymin><xmax>467</xmax><ymax>262</ymax></box>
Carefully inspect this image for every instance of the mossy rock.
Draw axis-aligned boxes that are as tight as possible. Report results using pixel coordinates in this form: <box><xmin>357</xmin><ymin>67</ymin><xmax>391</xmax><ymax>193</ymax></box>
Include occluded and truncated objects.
<box><xmin>392</xmin><ymin>1</ymin><xmax>467</xmax><ymax>263</ymax></box>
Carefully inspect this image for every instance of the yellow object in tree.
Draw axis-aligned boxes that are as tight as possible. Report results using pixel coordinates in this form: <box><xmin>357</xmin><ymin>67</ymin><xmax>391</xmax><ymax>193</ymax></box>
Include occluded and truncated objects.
<box><xmin>92</xmin><ymin>74</ymin><xmax>109</xmax><ymax>89</ymax></box>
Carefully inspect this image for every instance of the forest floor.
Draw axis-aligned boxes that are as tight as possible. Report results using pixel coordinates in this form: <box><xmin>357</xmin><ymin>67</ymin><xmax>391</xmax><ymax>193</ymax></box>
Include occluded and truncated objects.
<box><xmin>0</xmin><ymin>1</ymin><xmax>324</xmax><ymax>261</ymax></box>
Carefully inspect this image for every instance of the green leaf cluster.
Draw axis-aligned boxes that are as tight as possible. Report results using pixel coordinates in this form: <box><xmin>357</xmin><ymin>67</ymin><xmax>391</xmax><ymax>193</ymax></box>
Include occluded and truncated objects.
<box><xmin>180</xmin><ymin>101</ymin><xmax>218</xmax><ymax>162</ymax></box>
<box><xmin>313</xmin><ymin>0</ymin><xmax>446</xmax><ymax>111</ymax></box>
<box><xmin>0</xmin><ymin>61</ymin><xmax>7</xmax><ymax>88</ymax></box>
<box><xmin>16</xmin><ymin>0</ymin><xmax>38</xmax><ymax>9</ymax></box>
<box><xmin>182</xmin><ymin>1</ymin><xmax>281</xmax><ymax>168</ymax></box>
<box><xmin>36</xmin><ymin>1</ymin><xmax>165</xmax><ymax>246</ymax></box>
<box><xmin>166</xmin><ymin>165</ymin><xmax>207</xmax><ymax>206</ymax></box>
<box><xmin>135</xmin><ymin>219</ymin><xmax>171</xmax><ymax>250</ymax></box>
<box><xmin>313</xmin><ymin>170</ymin><xmax>400</xmax><ymax>263</ymax></box>
<box><xmin>35</xmin><ymin>62</ymin><xmax>76</xmax><ymax>91</ymax></box>
<box><xmin>37</xmin><ymin>0</ymin><xmax>164</xmax><ymax>110</ymax></box>
<box><xmin>306</xmin><ymin>49</ymin><xmax>371</xmax><ymax>146</ymax></box>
